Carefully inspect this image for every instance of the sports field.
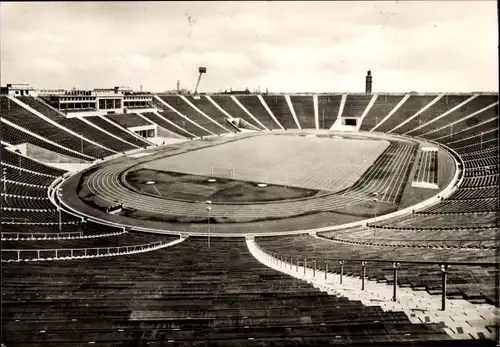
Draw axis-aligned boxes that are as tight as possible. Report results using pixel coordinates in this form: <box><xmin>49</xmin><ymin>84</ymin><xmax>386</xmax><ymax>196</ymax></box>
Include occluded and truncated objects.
<box><xmin>141</xmin><ymin>135</ymin><xmax>390</xmax><ymax>192</ymax></box>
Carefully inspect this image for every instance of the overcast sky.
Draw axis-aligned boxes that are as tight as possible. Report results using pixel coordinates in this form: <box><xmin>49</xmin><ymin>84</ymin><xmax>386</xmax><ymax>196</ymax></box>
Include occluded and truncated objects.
<box><xmin>1</xmin><ymin>1</ymin><xmax>497</xmax><ymax>93</ymax></box>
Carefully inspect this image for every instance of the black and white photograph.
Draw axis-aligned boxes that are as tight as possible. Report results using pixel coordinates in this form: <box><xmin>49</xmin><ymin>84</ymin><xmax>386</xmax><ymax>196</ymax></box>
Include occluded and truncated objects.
<box><xmin>0</xmin><ymin>1</ymin><xmax>499</xmax><ymax>346</ymax></box>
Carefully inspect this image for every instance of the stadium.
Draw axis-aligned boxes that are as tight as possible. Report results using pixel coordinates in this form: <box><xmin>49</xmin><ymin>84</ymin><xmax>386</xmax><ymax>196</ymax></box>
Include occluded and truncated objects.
<box><xmin>1</xmin><ymin>2</ymin><xmax>499</xmax><ymax>346</ymax></box>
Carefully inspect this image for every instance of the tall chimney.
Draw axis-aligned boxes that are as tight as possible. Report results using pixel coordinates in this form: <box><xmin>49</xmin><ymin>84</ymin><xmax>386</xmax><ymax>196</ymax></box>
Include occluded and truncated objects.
<box><xmin>177</xmin><ymin>80</ymin><xmax>180</xmax><ymax>94</ymax></box>
<box><xmin>365</xmin><ymin>70</ymin><xmax>372</xmax><ymax>94</ymax></box>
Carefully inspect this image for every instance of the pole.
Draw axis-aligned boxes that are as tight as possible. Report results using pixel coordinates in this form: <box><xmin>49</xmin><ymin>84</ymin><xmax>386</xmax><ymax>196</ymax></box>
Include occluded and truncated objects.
<box><xmin>81</xmin><ymin>138</ymin><xmax>83</xmax><ymax>153</ymax></box>
<box><xmin>481</xmin><ymin>132</ymin><xmax>483</xmax><ymax>150</ymax></box>
<box><xmin>325</xmin><ymin>260</ymin><xmax>328</xmax><ymax>280</ymax></box>
<box><xmin>339</xmin><ymin>261</ymin><xmax>344</xmax><ymax>284</ymax></box>
<box><xmin>207</xmin><ymin>208</ymin><xmax>211</xmax><ymax>248</ymax></box>
<box><xmin>361</xmin><ymin>261</ymin><xmax>366</xmax><ymax>291</ymax></box>
<box><xmin>3</xmin><ymin>169</ymin><xmax>6</xmax><ymax>197</ymax></box>
<box><xmin>58</xmin><ymin>207</ymin><xmax>62</xmax><ymax>231</ymax></box>
<box><xmin>393</xmin><ymin>262</ymin><xmax>399</xmax><ymax>301</ymax></box>
<box><xmin>441</xmin><ymin>264</ymin><xmax>449</xmax><ymax>311</ymax></box>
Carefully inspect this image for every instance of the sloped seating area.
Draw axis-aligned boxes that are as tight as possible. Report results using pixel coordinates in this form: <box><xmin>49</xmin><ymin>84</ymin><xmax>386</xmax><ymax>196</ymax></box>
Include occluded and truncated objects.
<box><xmin>416</xmin><ymin>95</ymin><xmax>498</xmax><ymax>137</ymax></box>
<box><xmin>290</xmin><ymin>95</ymin><xmax>315</xmax><ymax>129</ymax></box>
<box><xmin>2</xmin><ymin>181</ymin><xmax>48</xmax><ymax>197</ymax></box>
<box><xmin>2</xmin><ymin>237</ymin><xmax>455</xmax><ymax>346</ymax></box>
<box><xmin>1</xmin><ymin>146</ymin><xmax>65</xmax><ymax>176</ymax></box>
<box><xmin>341</xmin><ymin>95</ymin><xmax>372</xmax><ymax>118</ymax></box>
<box><xmin>262</xmin><ymin>95</ymin><xmax>298</xmax><ymax>129</ymax></box>
<box><xmin>371</xmin><ymin>213</ymin><xmax>498</xmax><ymax>230</ymax></box>
<box><xmin>86</xmin><ymin>116</ymin><xmax>150</xmax><ymax>147</ymax></box>
<box><xmin>376</xmin><ymin>95</ymin><xmax>437</xmax><ymax>133</ymax></box>
<box><xmin>153</xmin><ymin>98</ymin><xmax>212</xmax><ymax>137</ymax></box>
<box><xmin>18</xmin><ymin>96</ymin><xmax>136</xmax><ymax>153</ymax></box>
<box><xmin>106</xmin><ymin>113</ymin><xmax>153</xmax><ymax>128</ymax></box>
<box><xmin>1</xmin><ymin>165</ymin><xmax>55</xmax><ymax>186</ymax></box>
<box><xmin>360</xmin><ymin>95</ymin><xmax>405</xmax><ymax>131</ymax></box>
<box><xmin>0</xmin><ymin>121</ymin><xmax>92</xmax><ymax>161</ymax></box>
<box><xmin>420</xmin><ymin>198</ymin><xmax>498</xmax><ymax>214</ymax></box>
<box><xmin>1</xmin><ymin>209</ymin><xmax>77</xmax><ymax>224</ymax></box>
<box><xmin>255</xmin><ymin>235</ymin><xmax>498</xmax><ymax>305</ymax></box>
<box><xmin>393</xmin><ymin>95</ymin><xmax>471</xmax><ymax>135</ymax></box>
<box><xmin>158</xmin><ymin>96</ymin><xmax>228</xmax><ymax>135</ymax></box>
<box><xmin>140</xmin><ymin>112</ymin><xmax>193</xmax><ymax>138</ymax></box>
<box><xmin>319</xmin><ymin>226</ymin><xmax>497</xmax><ymax>248</ymax></box>
<box><xmin>183</xmin><ymin>96</ymin><xmax>234</xmax><ymax>132</ymax></box>
<box><xmin>317</xmin><ymin>95</ymin><xmax>342</xmax><ymax>129</ymax></box>
<box><xmin>234</xmin><ymin>95</ymin><xmax>277</xmax><ymax>129</ymax></box>
<box><xmin>1</xmin><ymin>96</ymin><xmax>113</xmax><ymax>159</ymax></box>
<box><xmin>1</xmin><ymin>195</ymin><xmax>55</xmax><ymax>210</ymax></box>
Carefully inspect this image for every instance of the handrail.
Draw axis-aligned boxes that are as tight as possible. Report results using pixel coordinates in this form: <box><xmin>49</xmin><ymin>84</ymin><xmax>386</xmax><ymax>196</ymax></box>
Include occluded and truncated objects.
<box><xmin>1</xmin><ymin>240</ymin><xmax>167</xmax><ymax>262</ymax></box>
<box><xmin>316</xmin><ymin>236</ymin><xmax>498</xmax><ymax>249</ymax></box>
<box><xmin>253</xmin><ymin>241</ymin><xmax>498</xmax><ymax>267</ymax></box>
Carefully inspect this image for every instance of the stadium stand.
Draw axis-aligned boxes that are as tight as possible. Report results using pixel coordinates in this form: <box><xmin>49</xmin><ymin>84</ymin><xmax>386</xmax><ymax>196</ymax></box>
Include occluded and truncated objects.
<box><xmin>139</xmin><ymin>112</ymin><xmax>193</xmax><ymax>138</ymax></box>
<box><xmin>2</xmin><ymin>237</ymin><xmax>455</xmax><ymax>346</ymax></box>
<box><xmin>255</xmin><ymin>235</ymin><xmax>497</xmax><ymax>304</ymax></box>
<box><xmin>17</xmin><ymin>96</ymin><xmax>137</xmax><ymax>153</ymax></box>
<box><xmin>183</xmin><ymin>96</ymin><xmax>235</xmax><ymax>132</ymax></box>
<box><xmin>1</xmin><ymin>96</ymin><xmax>112</xmax><ymax>159</ymax></box>
<box><xmin>375</xmin><ymin>95</ymin><xmax>437</xmax><ymax>133</ymax></box>
<box><xmin>86</xmin><ymin>116</ymin><xmax>151</xmax><ymax>147</ymax></box>
<box><xmin>1</xmin><ymin>89</ymin><xmax>498</xmax><ymax>346</ymax></box>
<box><xmin>1</xmin><ymin>146</ymin><xmax>66</xmax><ymax>176</ymax></box>
<box><xmin>360</xmin><ymin>95</ymin><xmax>406</xmax><ymax>131</ymax></box>
<box><xmin>412</xmin><ymin>95</ymin><xmax>498</xmax><ymax>137</ymax></box>
<box><xmin>317</xmin><ymin>95</ymin><xmax>342</xmax><ymax>129</ymax></box>
<box><xmin>234</xmin><ymin>95</ymin><xmax>277</xmax><ymax>129</ymax></box>
<box><xmin>106</xmin><ymin>113</ymin><xmax>154</xmax><ymax>128</ymax></box>
<box><xmin>392</xmin><ymin>95</ymin><xmax>471</xmax><ymax>135</ymax></box>
<box><xmin>0</xmin><ymin>121</ymin><xmax>92</xmax><ymax>161</ymax></box>
<box><xmin>261</xmin><ymin>95</ymin><xmax>298</xmax><ymax>129</ymax></box>
<box><xmin>341</xmin><ymin>95</ymin><xmax>372</xmax><ymax>118</ymax></box>
<box><xmin>290</xmin><ymin>95</ymin><xmax>316</xmax><ymax>129</ymax></box>
<box><xmin>154</xmin><ymin>97</ymin><xmax>213</xmax><ymax>137</ymax></box>
<box><xmin>157</xmin><ymin>95</ymin><xmax>229</xmax><ymax>134</ymax></box>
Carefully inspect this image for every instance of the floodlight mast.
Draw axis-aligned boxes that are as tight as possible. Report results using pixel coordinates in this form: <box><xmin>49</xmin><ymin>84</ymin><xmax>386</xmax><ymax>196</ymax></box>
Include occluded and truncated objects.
<box><xmin>193</xmin><ymin>67</ymin><xmax>206</xmax><ymax>98</ymax></box>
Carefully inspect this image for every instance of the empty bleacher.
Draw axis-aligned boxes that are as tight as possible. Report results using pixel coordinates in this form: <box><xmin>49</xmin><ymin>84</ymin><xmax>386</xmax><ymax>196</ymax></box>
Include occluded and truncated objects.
<box><xmin>183</xmin><ymin>96</ymin><xmax>234</xmax><ymax>132</ymax></box>
<box><xmin>317</xmin><ymin>95</ymin><xmax>342</xmax><ymax>129</ymax></box>
<box><xmin>86</xmin><ymin>116</ymin><xmax>150</xmax><ymax>147</ymax></box>
<box><xmin>262</xmin><ymin>95</ymin><xmax>298</xmax><ymax>129</ymax></box>
<box><xmin>360</xmin><ymin>95</ymin><xmax>405</xmax><ymax>131</ymax></box>
<box><xmin>1</xmin><ymin>146</ymin><xmax>65</xmax><ymax>176</ymax></box>
<box><xmin>106</xmin><ymin>113</ymin><xmax>153</xmax><ymax>128</ymax></box>
<box><xmin>341</xmin><ymin>95</ymin><xmax>372</xmax><ymax>119</ymax></box>
<box><xmin>290</xmin><ymin>95</ymin><xmax>315</xmax><ymax>129</ymax></box>
<box><xmin>2</xmin><ymin>237</ymin><xmax>453</xmax><ymax>346</ymax></box>
<box><xmin>414</xmin><ymin>95</ymin><xmax>498</xmax><ymax>137</ymax></box>
<box><xmin>17</xmin><ymin>96</ymin><xmax>137</xmax><ymax>153</ymax></box>
<box><xmin>139</xmin><ymin>112</ymin><xmax>193</xmax><ymax>138</ymax></box>
<box><xmin>234</xmin><ymin>95</ymin><xmax>277</xmax><ymax>129</ymax></box>
<box><xmin>375</xmin><ymin>95</ymin><xmax>437</xmax><ymax>133</ymax></box>
<box><xmin>157</xmin><ymin>96</ymin><xmax>228</xmax><ymax>135</ymax></box>
<box><xmin>1</xmin><ymin>96</ymin><xmax>111</xmax><ymax>159</ymax></box>
<box><xmin>0</xmin><ymin>122</ymin><xmax>91</xmax><ymax>161</ymax></box>
<box><xmin>393</xmin><ymin>95</ymin><xmax>471</xmax><ymax>135</ymax></box>
<box><xmin>256</xmin><ymin>235</ymin><xmax>497</xmax><ymax>304</ymax></box>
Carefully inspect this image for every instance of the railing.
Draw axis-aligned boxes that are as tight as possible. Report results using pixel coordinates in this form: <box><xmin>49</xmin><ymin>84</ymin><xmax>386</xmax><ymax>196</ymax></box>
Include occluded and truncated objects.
<box><xmin>317</xmin><ymin>236</ymin><xmax>499</xmax><ymax>249</ymax></box>
<box><xmin>1</xmin><ymin>230</ymin><xmax>126</xmax><ymax>241</ymax></box>
<box><xmin>253</xmin><ymin>241</ymin><xmax>498</xmax><ymax>311</ymax></box>
<box><xmin>1</xmin><ymin>240</ymin><xmax>166</xmax><ymax>262</ymax></box>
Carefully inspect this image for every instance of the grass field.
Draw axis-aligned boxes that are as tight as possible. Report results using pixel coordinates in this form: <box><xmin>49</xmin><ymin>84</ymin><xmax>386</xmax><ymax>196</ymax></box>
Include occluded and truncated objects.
<box><xmin>139</xmin><ymin>134</ymin><xmax>390</xmax><ymax>192</ymax></box>
<box><xmin>125</xmin><ymin>169</ymin><xmax>321</xmax><ymax>203</ymax></box>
